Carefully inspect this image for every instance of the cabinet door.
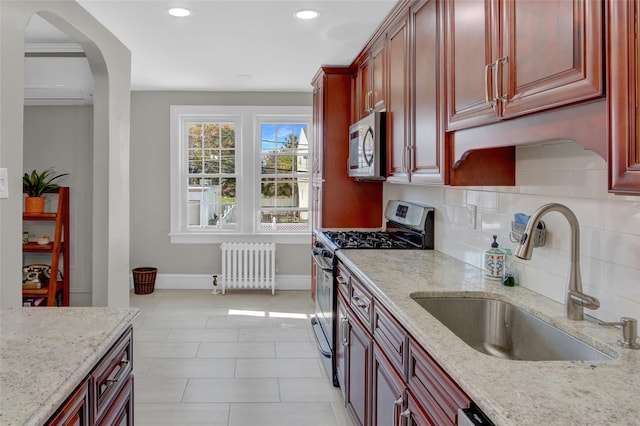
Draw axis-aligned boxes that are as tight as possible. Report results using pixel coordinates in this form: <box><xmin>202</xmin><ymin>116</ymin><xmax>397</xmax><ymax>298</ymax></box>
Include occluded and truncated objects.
<box><xmin>358</xmin><ymin>59</ymin><xmax>372</xmax><ymax>118</ymax></box>
<box><xmin>410</xmin><ymin>0</ymin><xmax>444</xmax><ymax>184</ymax></box>
<box><xmin>336</xmin><ymin>294</ymin><xmax>348</xmax><ymax>394</ymax></box>
<box><xmin>386</xmin><ymin>13</ymin><xmax>411</xmax><ymax>182</ymax></box>
<box><xmin>608</xmin><ymin>0</ymin><xmax>640</xmax><ymax>193</ymax></box>
<box><xmin>372</xmin><ymin>344</ymin><xmax>405</xmax><ymax>426</ymax></box>
<box><xmin>500</xmin><ymin>0</ymin><xmax>603</xmax><ymax>118</ymax></box>
<box><xmin>445</xmin><ymin>0</ymin><xmax>501</xmax><ymax>130</ymax></box>
<box><xmin>311</xmin><ymin>77</ymin><xmax>323</xmax><ymax>230</ymax></box>
<box><xmin>346</xmin><ymin>313</ymin><xmax>372</xmax><ymax>426</ymax></box>
<box><xmin>46</xmin><ymin>379</ymin><xmax>90</xmax><ymax>426</ymax></box>
<box><xmin>403</xmin><ymin>389</ymin><xmax>437</xmax><ymax>426</ymax></box>
<box><xmin>371</xmin><ymin>41</ymin><xmax>386</xmax><ymax>112</ymax></box>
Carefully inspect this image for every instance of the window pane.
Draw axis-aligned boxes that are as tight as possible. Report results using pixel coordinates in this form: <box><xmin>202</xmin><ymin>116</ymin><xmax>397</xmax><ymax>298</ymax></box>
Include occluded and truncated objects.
<box><xmin>260</xmin><ymin>178</ymin><xmax>275</xmax><ymax>208</ymax></box>
<box><xmin>221</xmin><ymin>150</ymin><xmax>235</xmax><ymax>174</ymax></box>
<box><xmin>221</xmin><ymin>124</ymin><xmax>235</xmax><ymax>148</ymax></box>
<box><xmin>203</xmin><ymin>123</ymin><xmax>220</xmax><ymax>148</ymax></box>
<box><xmin>188</xmin><ymin>124</ymin><xmax>203</xmax><ymax>149</ymax></box>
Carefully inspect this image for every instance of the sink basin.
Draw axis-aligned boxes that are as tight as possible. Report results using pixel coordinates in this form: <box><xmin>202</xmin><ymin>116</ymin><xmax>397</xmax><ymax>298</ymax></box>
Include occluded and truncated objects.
<box><xmin>411</xmin><ymin>296</ymin><xmax>612</xmax><ymax>361</ymax></box>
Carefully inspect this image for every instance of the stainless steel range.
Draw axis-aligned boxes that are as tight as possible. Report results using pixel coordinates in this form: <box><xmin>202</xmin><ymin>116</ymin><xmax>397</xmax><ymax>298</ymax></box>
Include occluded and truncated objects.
<box><xmin>310</xmin><ymin>200</ymin><xmax>434</xmax><ymax>385</ymax></box>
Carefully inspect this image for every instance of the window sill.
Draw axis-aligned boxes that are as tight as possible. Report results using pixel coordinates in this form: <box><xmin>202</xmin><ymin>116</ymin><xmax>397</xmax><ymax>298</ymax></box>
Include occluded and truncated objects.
<box><xmin>169</xmin><ymin>232</ymin><xmax>311</xmax><ymax>245</ymax></box>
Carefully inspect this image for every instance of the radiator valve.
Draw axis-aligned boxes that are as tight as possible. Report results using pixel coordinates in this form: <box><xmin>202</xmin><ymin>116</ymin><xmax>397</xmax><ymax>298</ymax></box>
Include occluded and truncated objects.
<box><xmin>211</xmin><ymin>274</ymin><xmax>220</xmax><ymax>295</ymax></box>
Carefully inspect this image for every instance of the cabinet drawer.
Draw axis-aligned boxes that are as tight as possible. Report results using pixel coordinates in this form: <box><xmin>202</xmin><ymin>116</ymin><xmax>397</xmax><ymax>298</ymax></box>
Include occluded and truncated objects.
<box><xmin>92</xmin><ymin>327</ymin><xmax>133</xmax><ymax>424</ymax></box>
<box><xmin>97</xmin><ymin>375</ymin><xmax>134</xmax><ymax>426</ymax></box>
<box><xmin>373</xmin><ymin>303</ymin><xmax>408</xmax><ymax>377</ymax></box>
<box><xmin>408</xmin><ymin>339</ymin><xmax>470</xmax><ymax>425</ymax></box>
<box><xmin>350</xmin><ymin>277</ymin><xmax>373</xmax><ymax>330</ymax></box>
<box><xmin>336</xmin><ymin>262</ymin><xmax>351</xmax><ymax>300</ymax></box>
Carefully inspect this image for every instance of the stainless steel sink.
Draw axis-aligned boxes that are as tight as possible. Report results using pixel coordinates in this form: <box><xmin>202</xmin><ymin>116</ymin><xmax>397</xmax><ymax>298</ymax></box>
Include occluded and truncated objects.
<box><xmin>411</xmin><ymin>296</ymin><xmax>612</xmax><ymax>361</ymax></box>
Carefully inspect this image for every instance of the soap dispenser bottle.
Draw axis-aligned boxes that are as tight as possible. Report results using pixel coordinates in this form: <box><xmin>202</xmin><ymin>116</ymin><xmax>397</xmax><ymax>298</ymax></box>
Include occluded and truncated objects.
<box><xmin>484</xmin><ymin>235</ymin><xmax>505</xmax><ymax>280</ymax></box>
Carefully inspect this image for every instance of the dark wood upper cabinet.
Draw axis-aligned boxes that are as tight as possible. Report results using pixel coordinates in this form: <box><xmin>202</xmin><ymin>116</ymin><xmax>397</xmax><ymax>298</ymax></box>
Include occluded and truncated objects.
<box><xmin>445</xmin><ymin>0</ymin><xmax>603</xmax><ymax>131</ymax></box>
<box><xmin>608</xmin><ymin>0</ymin><xmax>640</xmax><ymax>194</ymax></box>
<box><xmin>356</xmin><ymin>40</ymin><xmax>387</xmax><ymax>119</ymax></box>
<box><xmin>386</xmin><ymin>13</ymin><xmax>411</xmax><ymax>183</ymax></box>
<box><xmin>409</xmin><ymin>0</ymin><xmax>445</xmax><ymax>184</ymax></box>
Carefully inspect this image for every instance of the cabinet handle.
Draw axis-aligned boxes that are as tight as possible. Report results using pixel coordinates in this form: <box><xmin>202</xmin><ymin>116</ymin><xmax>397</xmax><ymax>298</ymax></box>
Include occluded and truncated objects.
<box><xmin>484</xmin><ymin>62</ymin><xmax>496</xmax><ymax>107</ymax></box>
<box><xmin>393</xmin><ymin>397</ymin><xmax>403</xmax><ymax>426</ymax></box>
<box><xmin>494</xmin><ymin>56</ymin><xmax>508</xmax><ymax>103</ymax></box>
<box><xmin>400</xmin><ymin>408</ymin><xmax>411</xmax><ymax>419</ymax></box>
<box><xmin>341</xmin><ymin>317</ymin><xmax>349</xmax><ymax>345</ymax></box>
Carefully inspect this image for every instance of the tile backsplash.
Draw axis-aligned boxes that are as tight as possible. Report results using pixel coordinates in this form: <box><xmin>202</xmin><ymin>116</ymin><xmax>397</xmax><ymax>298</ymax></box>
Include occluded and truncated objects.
<box><xmin>385</xmin><ymin>140</ymin><xmax>640</xmax><ymax>322</ymax></box>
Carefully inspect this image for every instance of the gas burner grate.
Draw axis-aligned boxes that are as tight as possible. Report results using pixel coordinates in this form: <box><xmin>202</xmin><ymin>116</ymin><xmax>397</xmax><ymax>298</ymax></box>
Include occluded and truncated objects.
<box><xmin>323</xmin><ymin>231</ymin><xmax>410</xmax><ymax>249</ymax></box>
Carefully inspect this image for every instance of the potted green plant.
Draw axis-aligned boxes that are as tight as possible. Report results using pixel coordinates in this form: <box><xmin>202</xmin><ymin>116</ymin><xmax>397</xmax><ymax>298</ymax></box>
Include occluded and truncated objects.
<box><xmin>23</xmin><ymin>168</ymin><xmax>68</xmax><ymax>213</ymax></box>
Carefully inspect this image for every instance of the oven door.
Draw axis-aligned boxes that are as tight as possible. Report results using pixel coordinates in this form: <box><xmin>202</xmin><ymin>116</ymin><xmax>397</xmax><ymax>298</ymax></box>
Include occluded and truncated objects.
<box><xmin>310</xmin><ymin>247</ymin><xmax>337</xmax><ymax>385</ymax></box>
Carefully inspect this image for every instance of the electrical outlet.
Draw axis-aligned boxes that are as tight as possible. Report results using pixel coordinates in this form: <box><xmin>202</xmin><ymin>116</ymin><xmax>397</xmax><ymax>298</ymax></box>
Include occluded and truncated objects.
<box><xmin>467</xmin><ymin>204</ymin><xmax>477</xmax><ymax>229</ymax></box>
<box><xmin>0</xmin><ymin>168</ymin><xmax>8</xmax><ymax>199</ymax></box>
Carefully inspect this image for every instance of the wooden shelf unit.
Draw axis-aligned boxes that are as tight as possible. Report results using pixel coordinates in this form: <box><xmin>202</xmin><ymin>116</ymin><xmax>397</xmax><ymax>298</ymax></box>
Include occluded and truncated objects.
<box><xmin>22</xmin><ymin>187</ymin><xmax>70</xmax><ymax>306</ymax></box>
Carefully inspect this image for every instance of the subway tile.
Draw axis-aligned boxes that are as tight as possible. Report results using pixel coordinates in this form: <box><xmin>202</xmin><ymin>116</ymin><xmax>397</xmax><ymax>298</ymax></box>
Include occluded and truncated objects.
<box><xmin>603</xmin><ymin>263</ymin><xmax>640</xmax><ymax>303</ymax></box>
<box><xmin>605</xmin><ymin>199</ymin><xmax>640</xmax><ymax>236</ymax></box>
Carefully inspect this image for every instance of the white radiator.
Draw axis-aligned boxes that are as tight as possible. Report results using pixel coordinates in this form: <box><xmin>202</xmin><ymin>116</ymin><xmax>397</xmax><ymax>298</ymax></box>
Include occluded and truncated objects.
<box><xmin>220</xmin><ymin>243</ymin><xmax>276</xmax><ymax>295</ymax></box>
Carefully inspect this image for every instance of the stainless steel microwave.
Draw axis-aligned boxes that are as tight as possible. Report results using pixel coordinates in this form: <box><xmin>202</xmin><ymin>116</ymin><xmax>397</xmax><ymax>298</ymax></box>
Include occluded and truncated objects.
<box><xmin>348</xmin><ymin>111</ymin><xmax>386</xmax><ymax>180</ymax></box>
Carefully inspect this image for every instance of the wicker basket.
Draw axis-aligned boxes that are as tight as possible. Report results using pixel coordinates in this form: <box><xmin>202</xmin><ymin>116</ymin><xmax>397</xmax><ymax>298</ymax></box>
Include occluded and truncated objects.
<box><xmin>132</xmin><ymin>267</ymin><xmax>157</xmax><ymax>295</ymax></box>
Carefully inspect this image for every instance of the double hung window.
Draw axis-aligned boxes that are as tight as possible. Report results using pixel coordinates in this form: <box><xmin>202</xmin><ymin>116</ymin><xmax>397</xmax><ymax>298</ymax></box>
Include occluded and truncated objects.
<box><xmin>170</xmin><ymin>105</ymin><xmax>312</xmax><ymax>243</ymax></box>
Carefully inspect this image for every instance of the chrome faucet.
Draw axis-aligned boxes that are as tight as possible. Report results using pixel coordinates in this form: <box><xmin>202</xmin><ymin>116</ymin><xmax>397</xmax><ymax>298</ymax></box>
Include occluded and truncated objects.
<box><xmin>514</xmin><ymin>203</ymin><xmax>600</xmax><ymax>320</ymax></box>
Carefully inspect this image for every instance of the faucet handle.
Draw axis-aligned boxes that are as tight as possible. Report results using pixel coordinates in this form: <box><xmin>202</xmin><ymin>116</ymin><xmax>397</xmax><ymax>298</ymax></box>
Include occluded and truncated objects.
<box><xmin>599</xmin><ymin>317</ymin><xmax>640</xmax><ymax>349</ymax></box>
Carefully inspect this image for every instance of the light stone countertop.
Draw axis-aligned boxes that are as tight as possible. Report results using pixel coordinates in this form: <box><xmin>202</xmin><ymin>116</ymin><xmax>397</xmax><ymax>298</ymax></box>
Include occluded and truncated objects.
<box><xmin>0</xmin><ymin>307</ymin><xmax>139</xmax><ymax>426</ymax></box>
<box><xmin>337</xmin><ymin>249</ymin><xmax>640</xmax><ymax>426</ymax></box>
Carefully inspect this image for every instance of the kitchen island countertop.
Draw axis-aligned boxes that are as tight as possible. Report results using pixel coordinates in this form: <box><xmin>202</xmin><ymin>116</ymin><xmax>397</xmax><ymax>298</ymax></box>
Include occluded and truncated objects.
<box><xmin>0</xmin><ymin>307</ymin><xmax>139</xmax><ymax>426</ymax></box>
<box><xmin>337</xmin><ymin>249</ymin><xmax>640</xmax><ymax>426</ymax></box>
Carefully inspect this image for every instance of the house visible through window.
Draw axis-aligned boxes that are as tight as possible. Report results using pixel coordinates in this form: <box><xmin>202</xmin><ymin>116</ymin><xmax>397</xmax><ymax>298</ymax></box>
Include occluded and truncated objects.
<box><xmin>258</xmin><ymin>122</ymin><xmax>309</xmax><ymax>232</ymax></box>
<box><xmin>170</xmin><ymin>105</ymin><xmax>312</xmax><ymax>244</ymax></box>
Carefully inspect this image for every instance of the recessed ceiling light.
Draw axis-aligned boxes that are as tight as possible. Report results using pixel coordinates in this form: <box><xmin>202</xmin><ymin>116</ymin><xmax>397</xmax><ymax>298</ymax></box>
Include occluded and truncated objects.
<box><xmin>168</xmin><ymin>8</ymin><xmax>191</xmax><ymax>17</ymax></box>
<box><xmin>294</xmin><ymin>10</ymin><xmax>319</xmax><ymax>20</ymax></box>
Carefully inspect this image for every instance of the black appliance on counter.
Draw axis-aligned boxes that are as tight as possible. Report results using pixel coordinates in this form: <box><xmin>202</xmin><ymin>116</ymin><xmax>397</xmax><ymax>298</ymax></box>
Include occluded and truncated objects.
<box><xmin>310</xmin><ymin>200</ymin><xmax>435</xmax><ymax>385</ymax></box>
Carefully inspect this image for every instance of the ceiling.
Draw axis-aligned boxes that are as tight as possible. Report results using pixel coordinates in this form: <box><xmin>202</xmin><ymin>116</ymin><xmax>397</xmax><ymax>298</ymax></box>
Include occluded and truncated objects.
<box><xmin>24</xmin><ymin>1</ymin><xmax>397</xmax><ymax>103</ymax></box>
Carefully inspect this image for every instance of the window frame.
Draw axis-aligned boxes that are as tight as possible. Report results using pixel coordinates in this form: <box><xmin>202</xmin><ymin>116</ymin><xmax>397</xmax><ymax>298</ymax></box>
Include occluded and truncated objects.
<box><xmin>170</xmin><ymin>105</ymin><xmax>312</xmax><ymax>244</ymax></box>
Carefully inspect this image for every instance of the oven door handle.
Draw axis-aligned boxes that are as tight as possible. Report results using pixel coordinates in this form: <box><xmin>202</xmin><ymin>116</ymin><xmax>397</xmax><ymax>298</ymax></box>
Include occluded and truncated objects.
<box><xmin>310</xmin><ymin>316</ymin><xmax>333</xmax><ymax>358</ymax></box>
<box><xmin>312</xmin><ymin>248</ymin><xmax>333</xmax><ymax>272</ymax></box>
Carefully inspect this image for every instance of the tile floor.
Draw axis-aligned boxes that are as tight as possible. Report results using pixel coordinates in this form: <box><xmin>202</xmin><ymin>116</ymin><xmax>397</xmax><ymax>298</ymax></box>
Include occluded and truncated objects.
<box><xmin>131</xmin><ymin>289</ymin><xmax>354</xmax><ymax>426</ymax></box>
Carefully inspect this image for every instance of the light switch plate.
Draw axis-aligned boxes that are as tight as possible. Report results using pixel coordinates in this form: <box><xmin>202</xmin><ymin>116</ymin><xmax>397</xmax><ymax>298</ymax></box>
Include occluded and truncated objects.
<box><xmin>0</xmin><ymin>168</ymin><xmax>8</xmax><ymax>199</ymax></box>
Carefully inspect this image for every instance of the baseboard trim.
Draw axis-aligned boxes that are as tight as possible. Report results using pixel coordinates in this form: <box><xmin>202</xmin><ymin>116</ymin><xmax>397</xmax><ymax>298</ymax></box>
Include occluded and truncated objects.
<box><xmin>130</xmin><ymin>273</ymin><xmax>311</xmax><ymax>291</ymax></box>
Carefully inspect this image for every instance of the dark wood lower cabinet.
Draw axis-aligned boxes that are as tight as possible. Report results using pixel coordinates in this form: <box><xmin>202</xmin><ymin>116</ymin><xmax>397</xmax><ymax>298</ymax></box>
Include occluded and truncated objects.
<box><xmin>46</xmin><ymin>379</ymin><xmax>91</xmax><ymax>426</ymax></box>
<box><xmin>97</xmin><ymin>375</ymin><xmax>134</xmax><ymax>426</ymax></box>
<box><xmin>337</xmin><ymin>259</ymin><xmax>479</xmax><ymax>426</ymax></box>
<box><xmin>46</xmin><ymin>327</ymin><xmax>133</xmax><ymax>426</ymax></box>
<box><xmin>346</xmin><ymin>311</ymin><xmax>372</xmax><ymax>426</ymax></box>
<box><xmin>371</xmin><ymin>344</ymin><xmax>404</xmax><ymax>426</ymax></box>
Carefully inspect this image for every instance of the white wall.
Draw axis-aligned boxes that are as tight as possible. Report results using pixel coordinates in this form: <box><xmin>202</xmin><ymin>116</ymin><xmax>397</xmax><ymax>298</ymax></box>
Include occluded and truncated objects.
<box><xmin>0</xmin><ymin>1</ymin><xmax>131</xmax><ymax>307</ymax></box>
<box><xmin>130</xmin><ymin>91</ymin><xmax>313</xmax><ymax>282</ymax></box>
<box><xmin>23</xmin><ymin>106</ymin><xmax>94</xmax><ymax>306</ymax></box>
<box><xmin>385</xmin><ymin>140</ymin><xmax>640</xmax><ymax>322</ymax></box>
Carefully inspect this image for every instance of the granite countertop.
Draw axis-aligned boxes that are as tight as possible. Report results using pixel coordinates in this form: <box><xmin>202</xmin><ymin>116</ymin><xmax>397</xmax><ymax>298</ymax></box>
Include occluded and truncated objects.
<box><xmin>0</xmin><ymin>307</ymin><xmax>139</xmax><ymax>426</ymax></box>
<box><xmin>337</xmin><ymin>249</ymin><xmax>640</xmax><ymax>426</ymax></box>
